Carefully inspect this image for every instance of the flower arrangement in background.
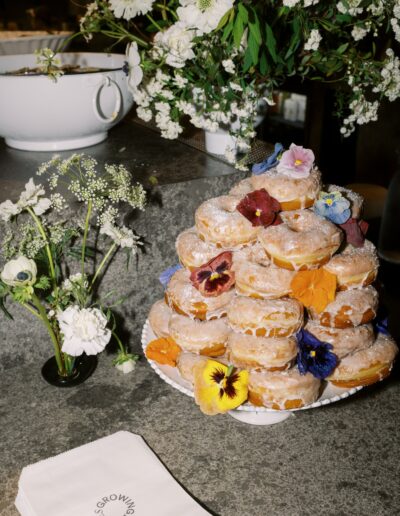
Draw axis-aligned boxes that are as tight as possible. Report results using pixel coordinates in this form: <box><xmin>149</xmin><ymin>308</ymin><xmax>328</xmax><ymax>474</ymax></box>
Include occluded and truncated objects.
<box><xmin>77</xmin><ymin>0</ymin><xmax>400</xmax><ymax>167</ymax></box>
<box><xmin>0</xmin><ymin>154</ymin><xmax>146</xmax><ymax>380</ymax></box>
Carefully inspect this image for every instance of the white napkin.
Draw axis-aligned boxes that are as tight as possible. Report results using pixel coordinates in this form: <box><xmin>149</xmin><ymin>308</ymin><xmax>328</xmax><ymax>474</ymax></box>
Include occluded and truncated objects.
<box><xmin>15</xmin><ymin>431</ymin><xmax>210</xmax><ymax>516</ymax></box>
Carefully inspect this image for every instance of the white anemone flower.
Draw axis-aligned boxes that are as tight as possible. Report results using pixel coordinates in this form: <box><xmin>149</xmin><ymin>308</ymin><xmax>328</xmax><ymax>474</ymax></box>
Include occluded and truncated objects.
<box><xmin>57</xmin><ymin>306</ymin><xmax>111</xmax><ymax>356</ymax></box>
<box><xmin>177</xmin><ymin>0</ymin><xmax>234</xmax><ymax>34</ymax></box>
<box><xmin>1</xmin><ymin>256</ymin><xmax>37</xmax><ymax>287</ymax></box>
<box><xmin>125</xmin><ymin>42</ymin><xmax>143</xmax><ymax>95</ymax></box>
<box><xmin>100</xmin><ymin>221</ymin><xmax>142</xmax><ymax>254</ymax></box>
<box><xmin>109</xmin><ymin>0</ymin><xmax>154</xmax><ymax>20</ymax></box>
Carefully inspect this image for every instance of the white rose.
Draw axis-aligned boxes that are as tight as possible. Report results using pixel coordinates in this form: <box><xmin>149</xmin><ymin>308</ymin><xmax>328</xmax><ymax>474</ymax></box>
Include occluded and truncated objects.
<box><xmin>154</xmin><ymin>22</ymin><xmax>196</xmax><ymax>68</ymax></box>
<box><xmin>57</xmin><ymin>306</ymin><xmax>111</xmax><ymax>356</ymax></box>
<box><xmin>1</xmin><ymin>256</ymin><xmax>37</xmax><ymax>287</ymax></box>
<box><xmin>115</xmin><ymin>358</ymin><xmax>136</xmax><ymax>374</ymax></box>
<box><xmin>0</xmin><ymin>200</ymin><xmax>20</xmax><ymax>222</ymax></box>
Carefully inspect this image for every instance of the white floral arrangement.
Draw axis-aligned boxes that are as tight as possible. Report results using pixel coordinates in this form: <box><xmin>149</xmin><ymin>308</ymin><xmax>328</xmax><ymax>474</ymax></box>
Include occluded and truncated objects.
<box><xmin>0</xmin><ymin>154</ymin><xmax>146</xmax><ymax>378</ymax></box>
<box><xmin>77</xmin><ymin>0</ymin><xmax>400</xmax><ymax>167</ymax></box>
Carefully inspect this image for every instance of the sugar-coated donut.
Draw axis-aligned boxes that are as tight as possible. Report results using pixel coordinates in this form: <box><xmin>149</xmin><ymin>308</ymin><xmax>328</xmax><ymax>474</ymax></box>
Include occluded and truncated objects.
<box><xmin>149</xmin><ymin>300</ymin><xmax>172</xmax><ymax>338</ymax></box>
<box><xmin>232</xmin><ymin>241</ymin><xmax>270</xmax><ymax>269</ymax></box>
<box><xmin>230</xmin><ymin>167</ymin><xmax>321</xmax><ymax>211</ymax></box>
<box><xmin>227</xmin><ymin>332</ymin><xmax>297</xmax><ymax>371</ymax></box>
<box><xmin>166</xmin><ymin>268</ymin><xmax>235</xmax><ymax>320</ymax></box>
<box><xmin>248</xmin><ymin>368</ymin><xmax>321</xmax><ymax>410</ymax></box>
<box><xmin>227</xmin><ymin>296</ymin><xmax>303</xmax><ymax>338</ymax></box>
<box><xmin>324</xmin><ymin>240</ymin><xmax>378</xmax><ymax>290</ymax></box>
<box><xmin>176</xmin><ymin>352</ymin><xmax>229</xmax><ymax>384</ymax></box>
<box><xmin>328</xmin><ymin>333</ymin><xmax>398</xmax><ymax>388</ymax></box>
<box><xmin>308</xmin><ymin>286</ymin><xmax>378</xmax><ymax>328</ymax></box>
<box><xmin>259</xmin><ymin>209</ymin><xmax>342</xmax><ymax>270</ymax></box>
<box><xmin>176</xmin><ymin>227</ymin><xmax>221</xmax><ymax>270</ymax></box>
<box><xmin>326</xmin><ymin>184</ymin><xmax>363</xmax><ymax>218</ymax></box>
<box><xmin>195</xmin><ymin>195</ymin><xmax>259</xmax><ymax>247</ymax></box>
<box><xmin>305</xmin><ymin>321</ymin><xmax>375</xmax><ymax>358</ymax></box>
<box><xmin>169</xmin><ymin>313</ymin><xmax>231</xmax><ymax>356</ymax></box>
<box><xmin>234</xmin><ymin>249</ymin><xmax>295</xmax><ymax>299</ymax></box>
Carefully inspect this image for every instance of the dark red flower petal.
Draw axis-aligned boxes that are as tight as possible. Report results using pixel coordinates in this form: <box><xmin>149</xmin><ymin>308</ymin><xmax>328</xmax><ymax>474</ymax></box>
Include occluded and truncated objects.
<box><xmin>190</xmin><ymin>251</ymin><xmax>235</xmax><ymax>296</ymax></box>
<box><xmin>339</xmin><ymin>218</ymin><xmax>369</xmax><ymax>248</ymax></box>
<box><xmin>236</xmin><ymin>189</ymin><xmax>281</xmax><ymax>227</ymax></box>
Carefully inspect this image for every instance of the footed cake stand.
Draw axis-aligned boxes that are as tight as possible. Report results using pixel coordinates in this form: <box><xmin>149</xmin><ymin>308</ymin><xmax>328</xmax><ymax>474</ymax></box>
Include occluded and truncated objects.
<box><xmin>142</xmin><ymin>320</ymin><xmax>363</xmax><ymax>425</ymax></box>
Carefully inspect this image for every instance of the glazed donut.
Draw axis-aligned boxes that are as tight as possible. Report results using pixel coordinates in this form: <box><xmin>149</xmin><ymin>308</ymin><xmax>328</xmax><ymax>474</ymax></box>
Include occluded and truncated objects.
<box><xmin>149</xmin><ymin>300</ymin><xmax>172</xmax><ymax>338</ymax></box>
<box><xmin>227</xmin><ymin>333</ymin><xmax>297</xmax><ymax>371</ymax></box>
<box><xmin>248</xmin><ymin>368</ymin><xmax>321</xmax><ymax>410</ymax></box>
<box><xmin>169</xmin><ymin>313</ymin><xmax>231</xmax><ymax>356</ymax></box>
<box><xmin>308</xmin><ymin>286</ymin><xmax>378</xmax><ymax>329</ymax></box>
<box><xmin>195</xmin><ymin>195</ymin><xmax>259</xmax><ymax>247</ymax></box>
<box><xmin>176</xmin><ymin>227</ymin><xmax>221</xmax><ymax>270</ymax></box>
<box><xmin>165</xmin><ymin>268</ymin><xmax>235</xmax><ymax>320</ymax></box>
<box><xmin>232</xmin><ymin>241</ymin><xmax>270</xmax><ymax>269</ymax></box>
<box><xmin>227</xmin><ymin>296</ymin><xmax>303</xmax><ymax>338</ymax></box>
<box><xmin>305</xmin><ymin>321</ymin><xmax>375</xmax><ymax>359</ymax></box>
<box><xmin>176</xmin><ymin>352</ymin><xmax>229</xmax><ymax>384</ymax></box>
<box><xmin>326</xmin><ymin>184</ymin><xmax>363</xmax><ymax>218</ymax></box>
<box><xmin>324</xmin><ymin>240</ymin><xmax>378</xmax><ymax>290</ymax></box>
<box><xmin>328</xmin><ymin>333</ymin><xmax>398</xmax><ymax>388</ymax></box>
<box><xmin>229</xmin><ymin>167</ymin><xmax>321</xmax><ymax>211</ymax></box>
<box><xmin>259</xmin><ymin>209</ymin><xmax>342</xmax><ymax>270</ymax></box>
<box><xmin>234</xmin><ymin>250</ymin><xmax>295</xmax><ymax>299</ymax></box>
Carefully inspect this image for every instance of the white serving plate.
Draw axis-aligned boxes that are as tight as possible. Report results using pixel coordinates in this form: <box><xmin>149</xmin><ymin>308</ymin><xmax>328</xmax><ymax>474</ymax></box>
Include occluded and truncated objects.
<box><xmin>141</xmin><ymin>319</ymin><xmax>363</xmax><ymax>425</ymax></box>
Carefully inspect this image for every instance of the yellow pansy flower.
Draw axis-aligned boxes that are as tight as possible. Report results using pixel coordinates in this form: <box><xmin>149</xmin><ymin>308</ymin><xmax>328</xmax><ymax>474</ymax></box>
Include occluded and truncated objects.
<box><xmin>193</xmin><ymin>360</ymin><xmax>249</xmax><ymax>415</ymax></box>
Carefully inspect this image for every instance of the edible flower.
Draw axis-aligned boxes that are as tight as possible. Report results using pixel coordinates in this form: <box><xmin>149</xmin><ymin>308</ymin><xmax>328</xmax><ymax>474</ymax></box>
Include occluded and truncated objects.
<box><xmin>190</xmin><ymin>251</ymin><xmax>235</xmax><ymax>297</ymax></box>
<box><xmin>252</xmin><ymin>142</ymin><xmax>284</xmax><ymax>175</ymax></box>
<box><xmin>296</xmin><ymin>329</ymin><xmax>338</xmax><ymax>380</ymax></box>
<box><xmin>339</xmin><ymin>218</ymin><xmax>368</xmax><ymax>248</ymax></box>
<box><xmin>290</xmin><ymin>268</ymin><xmax>337</xmax><ymax>313</ymax></box>
<box><xmin>276</xmin><ymin>143</ymin><xmax>315</xmax><ymax>178</ymax></box>
<box><xmin>159</xmin><ymin>264</ymin><xmax>183</xmax><ymax>289</ymax></box>
<box><xmin>145</xmin><ymin>337</ymin><xmax>181</xmax><ymax>367</ymax></box>
<box><xmin>236</xmin><ymin>188</ymin><xmax>282</xmax><ymax>227</ymax></box>
<box><xmin>375</xmin><ymin>316</ymin><xmax>390</xmax><ymax>336</ymax></box>
<box><xmin>314</xmin><ymin>191</ymin><xmax>351</xmax><ymax>224</ymax></box>
<box><xmin>193</xmin><ymin>360</ymin><xmax>249</xmax><ymax>415</ymax></box>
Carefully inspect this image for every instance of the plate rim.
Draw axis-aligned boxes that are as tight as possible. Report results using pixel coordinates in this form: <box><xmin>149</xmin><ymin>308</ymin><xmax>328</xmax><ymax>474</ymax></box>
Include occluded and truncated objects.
<box><xmin>141</xmin><ymin>319</ymin><xmax>363</xmax><ymax>413</ymax></box>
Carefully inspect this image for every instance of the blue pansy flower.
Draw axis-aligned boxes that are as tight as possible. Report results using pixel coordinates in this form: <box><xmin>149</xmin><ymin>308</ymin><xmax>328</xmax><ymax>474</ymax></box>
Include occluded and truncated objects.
<box><xmin>314</xmin><ymin>191</ymin><xmax>351</xmax><ymax>225</ymax></box>
<box><xmin>296</xmin><ymin>329</ymin><xmax>338</xmax><ymax>380</ymax></box>
<box><xmin>158</xmin><ymin>264</ymin><xmax>182</xmax><ymax>289</ymax></box>
<box><xmin>375</xmin><ymin>316</ymin><xmax>390</xmax><ymax>336</ymax></box>
<box><xmin>252</xmin><ymin>142</ymin><xmax>284</xmax><ymax>175</ymax></box>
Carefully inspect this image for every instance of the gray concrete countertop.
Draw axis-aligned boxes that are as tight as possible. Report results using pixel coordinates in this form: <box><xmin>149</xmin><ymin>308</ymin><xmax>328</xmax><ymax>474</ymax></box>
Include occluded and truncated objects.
<box><xmin>0</xmin><ymin>121</ymin><xmax>399</xmax><ymax>516</ymax></box>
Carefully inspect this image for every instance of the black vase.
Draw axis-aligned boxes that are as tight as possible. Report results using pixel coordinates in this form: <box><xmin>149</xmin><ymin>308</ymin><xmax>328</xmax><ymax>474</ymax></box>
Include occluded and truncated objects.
<box><xmin>41</xmin><ymin>354</ymin><xmax>98</xmax><ymax>387</ymax></box>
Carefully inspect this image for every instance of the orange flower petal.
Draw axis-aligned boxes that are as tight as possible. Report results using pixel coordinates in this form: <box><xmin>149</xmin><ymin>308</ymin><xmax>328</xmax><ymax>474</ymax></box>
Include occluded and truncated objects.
<box><xmin>146</xmin><ymin>337</ymin><xmax>181</xmax><ymax>367</ymax></box>
<box><xmin>290</xmin><ymin>268</ymin><xmax>337</xmax><ymax>313</ymax></box>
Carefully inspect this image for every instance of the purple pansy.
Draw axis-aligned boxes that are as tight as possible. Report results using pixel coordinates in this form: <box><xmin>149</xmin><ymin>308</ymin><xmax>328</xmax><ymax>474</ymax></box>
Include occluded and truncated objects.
<box><xmin>276</xmin><ymin>143</ymin><xmax>315</xmax><ymax>178</ymax></box>
<box><xmin>314</xmin><ymin>191</ymin><xmax>351</xmax><ymax>225</ymax></box>
<box><xmin>375</xmin><ymin>316</ymin><xmax>390</xmax><ymax>336</ymax></box>
<box><xmin>252</xmin><ymin>143</ymin><xmax>284</xmax><ymax>175</ymax></box>
<box><xmin>296</xmin><ymin>329</ymin><xmax>338</xmax><ymax>380</ymax></box>
<box><xmin>159</xmin><ymin>264</ymin><xmax>182</xmax><ymax>289</ymax></box>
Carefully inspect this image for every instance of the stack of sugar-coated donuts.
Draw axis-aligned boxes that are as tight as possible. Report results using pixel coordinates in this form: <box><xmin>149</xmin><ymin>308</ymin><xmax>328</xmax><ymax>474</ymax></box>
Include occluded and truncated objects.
<box><xmin>148</xmin><ymin>145</ymin><xmax>398</xmax><ymax>411</ymax></box>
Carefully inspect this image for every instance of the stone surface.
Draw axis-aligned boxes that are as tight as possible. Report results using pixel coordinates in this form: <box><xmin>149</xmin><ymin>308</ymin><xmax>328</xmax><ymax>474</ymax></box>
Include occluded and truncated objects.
<box><xmin>1</xmin><ymin>121</ymin><xmax>400</xmax><ymax>516</ymax></box>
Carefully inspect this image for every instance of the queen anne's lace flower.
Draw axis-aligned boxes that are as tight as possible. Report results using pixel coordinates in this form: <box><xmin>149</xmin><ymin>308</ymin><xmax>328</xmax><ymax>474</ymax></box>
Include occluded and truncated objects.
<box><xmin>304</xmin><ymin>29</ymin><xmax>322</xmax><ymax>51</ymax></box>
<box><xmin>177</xmin><ymin>0</ymin><xmax>234</xmax><ymax>34</ymax></box>
<box><xmin>109</xmin><ymin>0</ymin><xmax>154</xmax><ymax>20</ymax></box>
<box><xmin>57</xmin><ymin>306</ymin><xmax>111</xmax><ymax>356</ymax></box>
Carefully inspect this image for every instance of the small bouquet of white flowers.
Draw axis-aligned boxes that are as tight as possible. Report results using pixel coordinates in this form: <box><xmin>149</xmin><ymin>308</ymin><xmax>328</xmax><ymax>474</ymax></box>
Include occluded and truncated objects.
<box><xmin>0</xmin><ymin>154</ymin><xmax>146</xmax><ymax>384</ymax></box>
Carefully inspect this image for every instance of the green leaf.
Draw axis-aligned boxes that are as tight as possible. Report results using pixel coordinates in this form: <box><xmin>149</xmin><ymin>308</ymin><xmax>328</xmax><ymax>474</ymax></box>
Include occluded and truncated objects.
<box><xmin>248</xmin><ymin>9</ymin><xmax>262</xmax><ymax>45</ymax></box>
<box><xmin>265</xmin><ymin>23</ymin><xmax>278</xmax><ymax>64</ymax></box>
<box><xmin>242</xmin><ymin>44</ymin><xmax>253</xmax><ymax>73</ymax></box>
<box><xmin>216</xmin><ymin>8</ymin><xmax>233</xmax><ymax>31</ymax></box>
<box><xmin>259</xmin><ymin>51</ymin><xmax>268</xmax><ymax>76</ymax></box>
<box><xmin>337</xmin><ymin>43</ymin><xmax>349</xmax><ymax>54</ymax></box>
<box><xmin>35</xmin><ymin>275</ymin><xmax>51</xmax><ymax>290</ymax></box>
<box><xmin>222</xmin><ymin>19</ymin><xmax>234</xmax><ymax>42</ymax></box>
<box><xmin>233</xmin><ymin>14</ymin><xmax>245</xmax><ymax>48</ymax></box>
<box><xmin>237</xmin><ymin>3</ymin><xmax>248</xmax><ymax>24</ymax></box>
<box><xmin>248</xmin><ymin>31</ymin><xmax>260</xmax><ymax>66</ymax></box>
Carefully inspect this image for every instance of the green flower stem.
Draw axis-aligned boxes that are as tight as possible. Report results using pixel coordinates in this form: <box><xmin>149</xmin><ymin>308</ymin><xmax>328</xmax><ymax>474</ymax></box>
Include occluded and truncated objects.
<box><xmin>63</xmin><ymin>353</ymin><xmax>75</xmax><ymax>375</ymax></box>
<box><xmin>31</xmin><ymin>293</ymin><xmax>65</xmax><ymax>375</ymax></box>
<box><xmin>155</xmin><ymin>3</ymin><xmax>178</xmax><ymax>20</ymax></box>
<box><xmin>106</xmin><ymin>20</ymin><xmax>149</xmax><ymax>47</ymax></box>
<box><xmin>90</xmin><ymin>243</ymin><xmax>116</xmax><ymax>288</ymax></box>
<box><xmin>22</xmin><ymin>302</ymin><xmax>41</xmax><ymax>319</ymax></box>
<box><xmin>112</xmin><ymin>330</ymin><xmax>126</xmax><ymax>356</ymax></box>
<box><xmin>81</xmin><ymin>200</ymin><xmax>93</xmax><ymax>276</ymax></box>
<box><xmin>26</xmin><ymin>207</ymin><xmax>56</xmax><ymax>284</ymax></box>
<box><xmin>146</xmin><ymin>13</ymin><xmax>163</xmax><ymax>32</ymax></box>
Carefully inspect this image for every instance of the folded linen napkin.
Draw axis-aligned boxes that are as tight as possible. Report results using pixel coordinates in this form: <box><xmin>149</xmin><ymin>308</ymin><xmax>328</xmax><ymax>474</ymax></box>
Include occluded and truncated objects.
<box><xmin>15</xmin><ymin>431</ymin><xmax>210</xmax><ymax>516</ymax></box>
